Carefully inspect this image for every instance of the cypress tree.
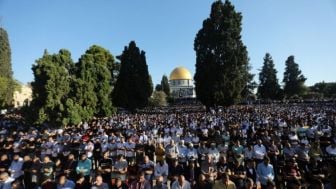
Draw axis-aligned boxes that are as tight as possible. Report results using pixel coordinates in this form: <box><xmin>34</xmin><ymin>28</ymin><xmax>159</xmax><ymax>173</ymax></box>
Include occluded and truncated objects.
<box><xmin>31</xmin><ymin>49</ymin><xmax>73</xmax><ymax>126</ymax></box>
<box><xmin>113</xmin><ymin>41</ymin><xmax>153</xmax><ymax>110</ymax></box>
<box><xmin>75</xmin><ymin>45</ymin><xmax>115</xmax><ymax>119</ymax></box>
<box><xmin>0</xmin><ymin>27</ymin><xmax>14</xmax><ymax>108</ymax></box>
<box><xmin>257</xmin><ymin>53</ymin><xmax>282</xmax><ymax>100</ymax></box>
<box><xmin>194</xmin><ymin>0</ymin><xmax>250</xmax><ymax>107</ymax></box>
<box><xmin>283</xmin><ymin>56</ymin><xmax>306</xmax><ymax>98</ymax></box>
<box><xmin>160</xmin><ymin>75</ymin><xmax>170</xmax><ymax>96</ymax></box>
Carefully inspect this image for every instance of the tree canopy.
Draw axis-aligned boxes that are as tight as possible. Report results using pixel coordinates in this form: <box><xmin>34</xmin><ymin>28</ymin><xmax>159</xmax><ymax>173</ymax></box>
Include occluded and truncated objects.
<box><xmin>113</xmin><ymin>41</ymin><xmax>153</xmax><ymax>110</ymax></box>
<box><xmin>149</xmin><ymin>90</ymin><xmax>167</xmax><ymax>107</ymax></box>
<box><xmin>160</xmin><ymin>75</ymin><xmax>170</xmax><ymax>97</ymax></box>
<box><xmin>257</xmin><ymin>53</ymin><xmax>282</xmax><ymax>100</ymax></box>
<box><xmin>30</xmin><ymin>46</ymin><xmax>117</xmax><ymax>127</ymax></box>
<box><xmin>155</xmin><ymin>75</ymin><xmax>170</xmax><ymax>97</ymax></box>
<box><xmin>309</xmin><ymin>82</ymin><xmax>336</xmax><ymax>99</ymax></box>
<box><xmin>0</xmin><ymin>27</ymin><xmax>14</xmax><ymax>108</ymax></box>
<box><xmin>283</xmin><ymin>55</ymin><xmax>306</xmax><ymax>98</ymax></box>
<box><xmin>31</xmin><ymin>49</ymin><xmax>74</xmax><ymax>126</ymax></box>
<box><xmin>194</xmin><ymin>0</ymin><xmax>250</xmax><ymax>107</ymax></box>
<box><xmin>75</xmin><ymin>45</ymin><xmax>116</xmax><ymax>118</ymax></box>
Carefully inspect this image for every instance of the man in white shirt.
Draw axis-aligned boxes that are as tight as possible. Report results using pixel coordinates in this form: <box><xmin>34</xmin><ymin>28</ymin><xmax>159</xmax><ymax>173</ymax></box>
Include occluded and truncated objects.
<box><xmin>186</xmin><ymin>143</ymin><xmax>198</xmax><ymax>161</ymax></box>
<box><xmin>177</xmin><ymin>140</ymin><xmax>188</xmax><ymax>166</ymax></box>
<box><xmin>326</xmin><ymin>142</ymin><xmax>336</xmax><ymax>156</ymax></box>
<box><xmin>165</xmin><ymin>140</ymin><xmax>179</xmax><ymax>166</ymax></box>
<box><xmin>85</xmin><ymin>141</ymin><xmax>94</xmax><ymax>159</ymax></box>
<box><xmin>176</xmin><ymin>127</ymin><xmax>183</xmax><ymax>137</ymax></box>
<box><xmin>171</xmin><ymin>175</ymin><xmax>191</xmax><ymax>189</ymax></box>
<box><xmin>253</xmin><ymin>139</ymin><xmax>266</xmax><ymax>162</ymax></box>
<box><xmin>208</xmin><ymin>143</ymin><xmax>220</xmax><ymax>163</ymax></box>
<box><xmin>201</xmin><ymin>128</ymin><xmax>208</xmax><ymax>138</ymax></box>
<box><xmin>198</xmin><ymin>142</ymin><xmax>208</xmax><ymax>162</ymax></box>
<box><xmin>163</xmin><ymin>134</ymin><xmax>172</xmax><ymax>147</ymax></box>
<box><xmin>139</xmin><ymin>131</ymin><xmax>148</xmax><ymax>144</ymax></box>
<box><xmin>0</xmin><ymin>172</ymin><xmax>14</xmax><ymax>189</ymax></box>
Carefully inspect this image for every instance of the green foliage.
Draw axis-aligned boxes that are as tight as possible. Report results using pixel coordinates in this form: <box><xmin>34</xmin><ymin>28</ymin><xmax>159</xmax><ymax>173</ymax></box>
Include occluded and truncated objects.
<box><xmin>30</xmin><ymin>45</ymin><xmax>117</xmax><ymax>127</ymax></box>
<box><xmin>283</xmin><ymin>56</ymin><xmax>306</xmax><ymax>98</ymax></box>
<box><xmin>310</xmin><ymin>82</ymin><xmax>336</xmax><ymax>98</ymax></box>
<box><xmin>0</xmin><ymin>27</ymin><xmax>14</xmax><ymax>108</ymax></box>
<box><xmin>257</xmin><ymin>53</ymin><xmax>282</xmax><ymax>100</ymax></box>
<box><xmin>0</xmin><ymin>76</ymin><xmax>11</xmax><ymax>108</ymax></box>
<box><xmin>155</xmin><ymin>75</ymin><xmax>170</xmax><ymax>97</ymax></box>
<box><xmin>194</xmin><ymin>0</ymin><xmax>250</xmax><ymax>107</ymax></box>
<box><xmin>13</xmin><ymin>79</ymin><xmax>22</xmax><ymax>93</ymax></box>
<box><xmin>0</xmin><ymin>28</ymin><xmax>12</xmax><ymax>78</ymax></box>
<box><xmin>155</xmin><ymin>84</ymin><xmax>162</xmax><ymax>91</ymax></box>
<box><xmin>31</xmin><ymin>49</ymin><xmax>73</xmax><ymax>126</ymax></box>
<box><xmin>241</xmin><ymin>68</ymin><xmax>257</xmax><ymax>100</ymax></box>
<box><xmin>112</xmin><ymin>62</ymin><xmax>121</xmax><ymax>86</ymax></box>
<box><xmin>62</xmin><ymin>98</ymin><xmax>83</xmax><ymax>126</ymax></box>
<box><xmin>160</xmin><ymin>75</ymin><xmax>170</xmax><ymax>96</ymax></box>
<box><xmin>76</xmin><ymin>45</ymin><xmax>115</xmax><ymax>118</ymax></box>
<box><xmin>149</xmin><ymin>91</ymin><xmax>167</xmax><ymax>107</ymax></box>
<box><xmin>113</xmin><ymin>41</ymin><xmax>153</xmax><ymax>110</ymax></box>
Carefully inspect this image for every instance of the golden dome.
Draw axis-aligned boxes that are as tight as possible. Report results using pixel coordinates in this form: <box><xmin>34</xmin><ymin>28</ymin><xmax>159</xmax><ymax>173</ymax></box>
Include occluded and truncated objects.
<box><xmin>169</xmin><ymin>67</ymin><xmax>192</xmax><ymax>80</ymax></box>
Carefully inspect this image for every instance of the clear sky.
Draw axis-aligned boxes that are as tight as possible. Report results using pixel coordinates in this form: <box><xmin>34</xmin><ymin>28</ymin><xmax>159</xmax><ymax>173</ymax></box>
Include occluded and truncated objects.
<box><xmin>1</xmin><ymin>0</ymin><xmax>335</xmax><ymax>86</ymax></box>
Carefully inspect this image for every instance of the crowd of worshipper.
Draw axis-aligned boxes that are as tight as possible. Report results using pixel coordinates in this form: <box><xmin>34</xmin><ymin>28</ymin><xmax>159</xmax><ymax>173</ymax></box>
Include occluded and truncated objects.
<box><xmin>0</xmin><ymin>103</ymin><xmax>336</xmax><ymax>189</ymax></box>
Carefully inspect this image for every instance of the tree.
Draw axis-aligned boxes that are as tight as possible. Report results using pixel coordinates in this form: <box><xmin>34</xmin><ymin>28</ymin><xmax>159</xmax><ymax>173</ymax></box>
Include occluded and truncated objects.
<box><xmin>155</xmin><ymin>84</ymin><xmax>162</xmax><ymax>91</ymax></box>
<box><xmin>31</xmin><ymin>49</ymin><xmax>73</xmax><ymax>126</ymax></box>
<box><xmin>257</xmin><ymin>53</ymin><xmax>282</xmax><ymax>100</ymax></box>
<box><xmin>310</xmin><ymin>82</ymin><xmax>336</xmax><ymax>98</ymax></box>
<box><xmin>0</xmin><ymin>27</ymin><xmax>14</xmax><ymax>108</ymax></box>
<box><xmin>241</xmin><ymin>67</ymin><xmax>257</xmax><ymax>100</ymax></box>
<box><xmin>283</xmin><ymin>56</ymin><xmax>306</xmax><ymax>98</ymax></box>
<box><xmin>75</xmin><ymin>45</ymin><xmax>116</xmax><ymax>119</ymax></box>
<box><xmin>30</xmin><ymin>46</ymin><xmax>117</xmax><ymax>127</ymax></box>
<box><xmin>194</xmin><ymin>0</ymin><xmax>250</xmax><ymax>107</ymax></box>
<box><xmin>160</xmin><ymin>75</ymin><xmax>170</xmax><ymax>96</ymax></box>
<box><xmin>149</xmin><ymin>91</ymin><xmax>167</xmax><ymax>107</ymax></box>
<box><xmin>113</xmin><ymin>41</ymin><xmax>153</xmax><ymax>110</ymax></box>
<box><xmin>0</xmin><ymin>77</ymin><xmax>11</xmax><ymax>108</ymax></box>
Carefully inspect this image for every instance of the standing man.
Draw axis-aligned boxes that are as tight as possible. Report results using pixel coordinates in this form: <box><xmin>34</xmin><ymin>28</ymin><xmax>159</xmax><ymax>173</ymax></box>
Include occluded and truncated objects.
<box><xmin>57</xmin><ymin>174</ymin><xmax>75</xmax><ymax>189</ymax></box>
<box><xmin>212</xmin><ymin>173</ymin><xmax>236</xmax><ymax>189</ymax></box>
<box><xmin>165</xmin><ymin>140</ymin><xmax>179</xmax><ymax>167</ymax></box>
<box><xmin>91</xmin><ymin>174</ymin><xmax>109</xmax><ymax>189</ymax></box>
<box><xmin>139</xmin><ymin>155</ymin><xmax>155</xmax><ymax>182</ymax></box>
<box><xmin>98</xmin><ymin>151</ymin><xmax>113</xmax><ymax>185</ymax></box>
<box><xmin>112</xmin><ymin>155</ymin><xmax>128</xmax><ymax>182</ymax></box>
<box><xmin>125</xmin><ymin>138</ymin><xmax>136</xmax><ymax>165</ymax></box>
<box><xmin>129</xmin><ymin>172</ymin><xmax>152</xmax><ymax>189</ymax></box>
<box><xmin>76</xmin><ymin>154</ymin><xmax>92</xmax><ymax>183</ymax></box>
<box><xmin>8</xmin><ymin>153</ymin><xmax>23</xmax><ymax>180</ymax></box>
<box><xmin>171</xmin><ymin>175</ymin><xmax>191</xmax><ymax>189</ymax></box>
<box><xmin>153</xmin><ymin>176</ymin><xmax>168</xmax><ymax>189</ymax></box>
<box><xmin>154</xmin><ymin>160</ymin><xmax>169</xmax><ymax>184</ymax></box>
<box><xmin>256</xmin><ymin>156</ymin><xmax>274</xmax><ymax>189</ymax></box>
<box><xmin>253</xmin><ymin>139</ymin><xmax>266</xmax><ymax>164</ymax></box>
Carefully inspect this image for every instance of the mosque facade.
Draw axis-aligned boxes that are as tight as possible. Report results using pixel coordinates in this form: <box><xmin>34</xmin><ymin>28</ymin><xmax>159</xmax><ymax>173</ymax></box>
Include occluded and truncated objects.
<box><xmin>169</xmin><ymin>67</ymin><xmax>195</xmax><ymax>98</ymax></box>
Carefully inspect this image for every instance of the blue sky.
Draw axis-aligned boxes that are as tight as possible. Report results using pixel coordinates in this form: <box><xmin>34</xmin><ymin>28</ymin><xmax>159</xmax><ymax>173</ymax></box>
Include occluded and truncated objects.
<box><xmin>1</xmin><ymin>0</ymin><xmax>335</xmax><ymax>86</ymax></box>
